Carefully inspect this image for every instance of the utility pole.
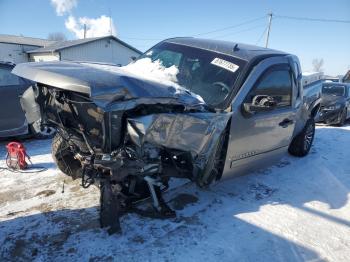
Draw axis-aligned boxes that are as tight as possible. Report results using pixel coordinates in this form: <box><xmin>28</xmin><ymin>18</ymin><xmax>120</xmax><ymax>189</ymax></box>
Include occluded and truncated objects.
<box><xmin>83</xmin><ymin>24</ymin><xmax>87</xmax><ymax>39</ymax></box>
<box><xmin>108</xmin><ymin>7</ymin><xmax>112</xmax><ymax>36</ymax></box>
<box><xmin>109</xmin><ymin>17</ymin><xmax>112</xmax><ymax>36</ymax></box>
<box><xmin>265</xmin><ymin>12</ymin><xmax>273</xmax><ymax>48</ymax></box>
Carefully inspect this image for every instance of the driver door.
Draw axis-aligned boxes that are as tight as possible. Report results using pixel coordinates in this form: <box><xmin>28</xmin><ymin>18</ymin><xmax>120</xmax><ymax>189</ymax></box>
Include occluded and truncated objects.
<box><xmin>223</xmin><ymin>56</ymin><xmax>297</xmax><ymax>177</ymax></box>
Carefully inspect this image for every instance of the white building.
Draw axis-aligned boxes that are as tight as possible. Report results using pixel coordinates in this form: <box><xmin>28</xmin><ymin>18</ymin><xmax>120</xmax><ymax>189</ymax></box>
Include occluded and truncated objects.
<box><xmin>27</xmin><ymin>36</ymin><xmax>142</xmax><ymax>66</ymax></box>
<box><xmin>302</xmin><ymin>72</ymin><xmax>324</xmax><ymax>86</ymax></box>
<box><xmin>0</xmin><ymin>34</ymin><xmax>55</xmax><ymax>63</ymax></box>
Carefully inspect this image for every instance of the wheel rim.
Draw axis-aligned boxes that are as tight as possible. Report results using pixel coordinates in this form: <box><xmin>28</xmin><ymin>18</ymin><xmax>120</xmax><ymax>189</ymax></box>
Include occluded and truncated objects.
<box><xmin>39</xmin><ymin>126</ymin><xmax>56</xmax><ymax>137</ymax></box>
<box><xmin>304</xmin><ymin>123</ymin><xmax>314</xmax><ymax>151</ymax></box>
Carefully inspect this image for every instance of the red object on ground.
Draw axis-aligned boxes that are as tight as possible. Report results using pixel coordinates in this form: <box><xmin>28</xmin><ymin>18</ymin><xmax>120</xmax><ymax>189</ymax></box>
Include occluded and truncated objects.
<box><xmin>6</xmin><ymin>142</ymin><xmax>29</xmax><ymax>170</ymax></box>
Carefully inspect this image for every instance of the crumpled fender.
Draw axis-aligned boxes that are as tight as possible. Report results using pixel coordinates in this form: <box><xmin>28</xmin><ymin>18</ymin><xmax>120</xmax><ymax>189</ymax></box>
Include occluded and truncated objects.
<box><xmin>127</xmin><ymin>112</ymin><xmax>232</xmax><ymax>184</ymax></box>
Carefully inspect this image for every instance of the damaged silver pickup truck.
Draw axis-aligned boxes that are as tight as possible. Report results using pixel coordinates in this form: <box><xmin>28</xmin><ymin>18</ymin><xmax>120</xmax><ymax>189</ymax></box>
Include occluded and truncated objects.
<box><xmin>13</xmin><ymin>38</ymin><xmax>320</xmax><ymax>234</ymax></box>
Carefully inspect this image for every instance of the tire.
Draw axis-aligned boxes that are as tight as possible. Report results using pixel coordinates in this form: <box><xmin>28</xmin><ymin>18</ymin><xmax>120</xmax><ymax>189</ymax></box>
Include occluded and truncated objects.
<box><xmin>51</xmin><ymin>133</ymin><xmax>82</xmax><ymax>179</ymax></box>
<box><xmin>288</xmin><ymin>118</ymin><xmax>315</xmax><ymax>157</ymax></box>
<box><xmin>99</xmin><ymin>180</ymin><xmax>122</xmax><ymax>234</ymax></box>
<box><xmin>197</xmin><ymin>127</ymin><xmax>229</xmax><ymax>187</ymax></box>
<box><xmin>338</xmin><ymin>108</ymin><xmax>347</xmax><ymax>126</ymax></box>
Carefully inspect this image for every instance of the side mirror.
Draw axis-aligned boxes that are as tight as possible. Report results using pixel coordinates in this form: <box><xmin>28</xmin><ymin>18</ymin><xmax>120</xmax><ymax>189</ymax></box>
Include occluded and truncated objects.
<box><xmin>242</xmin><ymin>95</ymin><xmax>277</xmax><ymax>116</ymax></box>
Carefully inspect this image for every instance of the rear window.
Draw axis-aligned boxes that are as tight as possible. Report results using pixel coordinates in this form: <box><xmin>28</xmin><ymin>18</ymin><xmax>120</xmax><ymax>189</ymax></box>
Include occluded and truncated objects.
<box><xmin>322</xmin><ymin>84</ymin><xmax>346</xmax><ymax>96</ymax></box>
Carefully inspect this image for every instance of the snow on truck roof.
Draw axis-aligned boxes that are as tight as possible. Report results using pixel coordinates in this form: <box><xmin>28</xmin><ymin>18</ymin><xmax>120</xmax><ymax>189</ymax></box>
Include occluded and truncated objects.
<box><xmin>163</xmin><ymin>37</ymin><xmax>288</xmax><ymax>61</ymax></box>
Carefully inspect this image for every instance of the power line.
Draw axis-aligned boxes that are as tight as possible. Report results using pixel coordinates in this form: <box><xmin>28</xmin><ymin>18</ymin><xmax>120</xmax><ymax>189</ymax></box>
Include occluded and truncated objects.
<box><xmin>131</xmin><ymin>24</ymin><xmax>267</xmax><ymax>50</ymax></box>
<box><xmin>193</xmin><ymin>15</ymin><xmax>266</xmax><ymax>36</ymax></box>
<box><xmin>255</xmin><ymin>25</ymin><xmax>269</xmax><ymax>45</ymax></box>
<box><xmin>213</xmin><ymin>24</ymin><xmax>266</xmax><ymax>39</ymax></box>
<box><xmin>121</xmin><ymin>16</ymin><xmax>266</xmax><ymax>41</ymax></box>
<box><xmin>275</xmin><ymin>15</ymin><xmax>350</xmax><ymax>24</ymax></box>
<box><xmin>122</xmin><ymin>13</ymin><xmax>350</xmax><ymax>44</ymax></box>
<box><xmin>121</xmin><ymin>37</ymin><xmax>163</xmax><ymax>41</ymax></box>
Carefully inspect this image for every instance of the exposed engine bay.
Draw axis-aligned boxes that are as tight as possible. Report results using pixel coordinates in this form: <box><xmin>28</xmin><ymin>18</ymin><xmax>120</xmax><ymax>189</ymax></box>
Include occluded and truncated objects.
<box><xmin>20</xmin><ymin>80</ymin><xmax>230</xmax><ymax>234</ymax></box>
<box><xmin>13</xmin><ymin>38</ymin><xmax>250</xmax><ymax>233</ymax></box>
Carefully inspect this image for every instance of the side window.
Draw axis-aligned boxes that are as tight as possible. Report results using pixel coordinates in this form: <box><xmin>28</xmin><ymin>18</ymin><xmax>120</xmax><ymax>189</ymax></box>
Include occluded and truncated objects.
<box><xmin>248</xmin><ymin>68</ymin><xmax>292</xmax><ymax>108</ymax></box>
<box><xmin>0</xmin><ymin>67</ymin><xmax>21</xmax><ymax>86</ymax></box>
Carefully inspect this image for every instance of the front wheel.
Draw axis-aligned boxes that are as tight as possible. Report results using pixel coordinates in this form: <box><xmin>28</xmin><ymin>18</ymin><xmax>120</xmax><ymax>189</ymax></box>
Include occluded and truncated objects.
<box><xmin>288</xmin><ymin>118</ymin><xmax>315</xmax><ymax>157</ymax></box>
<box><xmin>52</xmin><ymin>133</ymin><xmax>82</xmax><ymax>179</ymax></box>
<box><xmin>100</xmin><ymin>180</ymin><xmax>122</xmax><ymax>234</ymax></box>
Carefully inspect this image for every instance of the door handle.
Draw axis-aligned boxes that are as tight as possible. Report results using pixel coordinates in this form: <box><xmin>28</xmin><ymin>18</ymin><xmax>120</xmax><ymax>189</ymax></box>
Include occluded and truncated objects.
<box><xmin>279</xmin><ymin>119</ymin><xmax>294</xmax><ymax>128</ymax></box>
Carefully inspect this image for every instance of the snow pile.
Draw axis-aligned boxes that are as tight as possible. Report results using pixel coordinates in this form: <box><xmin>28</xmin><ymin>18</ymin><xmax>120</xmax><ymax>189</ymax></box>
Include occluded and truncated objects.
<box><xmin>122</xmin><ymin>58</ymin><xmax>179</xmax><ymax>85</ymax></box>
<box><xmin>1</xmin><ymin>124</ymin><xmax>350</xmax><ymax>261</ymax></box>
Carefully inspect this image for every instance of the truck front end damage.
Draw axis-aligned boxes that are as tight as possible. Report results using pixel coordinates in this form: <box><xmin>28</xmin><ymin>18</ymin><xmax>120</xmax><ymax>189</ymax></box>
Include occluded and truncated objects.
<box><xmin>14</xmin><ymin>61</ymin><xmax>231</xmax><ymax>234</ymax></box>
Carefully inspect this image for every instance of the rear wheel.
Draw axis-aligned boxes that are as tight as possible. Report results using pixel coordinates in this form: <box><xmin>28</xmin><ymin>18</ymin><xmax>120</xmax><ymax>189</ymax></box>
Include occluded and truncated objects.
<box><xmin>52</xmin><ymin>133</ymin><xmax>82</xmax><ymax>179</ymax></box>
<box><xmin>288</xmin><ymin>118</ymin><xmax>315</xmax><ymax>157</ymax></box>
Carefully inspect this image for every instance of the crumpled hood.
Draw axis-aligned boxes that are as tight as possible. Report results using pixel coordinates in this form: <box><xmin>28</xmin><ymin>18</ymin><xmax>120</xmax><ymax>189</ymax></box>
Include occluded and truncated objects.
<box><xmin>12</xmin><ymin>61</ymin><xmax>205</xmax><ymax>108</ymax></box>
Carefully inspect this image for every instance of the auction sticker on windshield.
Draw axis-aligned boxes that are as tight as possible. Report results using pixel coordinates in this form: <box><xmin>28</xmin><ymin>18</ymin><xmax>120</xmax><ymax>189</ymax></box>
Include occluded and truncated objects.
<box><xmin>211</xmin><ymin>58</ymin><xmax>239</xmax><ymax>73</ymax></box>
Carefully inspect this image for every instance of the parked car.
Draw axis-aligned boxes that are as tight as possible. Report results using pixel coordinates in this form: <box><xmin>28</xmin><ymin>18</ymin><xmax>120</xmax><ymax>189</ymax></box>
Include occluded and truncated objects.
<box><xmin>0</xmin><ymin>61</ymin><xmax>55</xmax><ymax>139</ymax></box>
<box><xmin>318</xmin><ymin>82</ymin><xmax>350</xmax><ymax>125</ymax></box>
<box><xmin>14</xmin><ymin>38</ymin><xmax>320</xmax><ymax>234</ymax></box>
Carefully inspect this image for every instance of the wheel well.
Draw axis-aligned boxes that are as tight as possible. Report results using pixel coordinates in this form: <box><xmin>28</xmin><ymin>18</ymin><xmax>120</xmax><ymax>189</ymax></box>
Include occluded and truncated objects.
<box><xmin>310</xmin><ymin>104</ymin><xmax>320</xmax><ymax>118</ymax></box>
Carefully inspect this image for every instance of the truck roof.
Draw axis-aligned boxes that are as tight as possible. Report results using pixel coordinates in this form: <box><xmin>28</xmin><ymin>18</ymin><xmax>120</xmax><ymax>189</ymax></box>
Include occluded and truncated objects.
<box><xmin>163</xmin><ymin>37</ymin><xmax>288</xmax><ymax>62</ymax></box>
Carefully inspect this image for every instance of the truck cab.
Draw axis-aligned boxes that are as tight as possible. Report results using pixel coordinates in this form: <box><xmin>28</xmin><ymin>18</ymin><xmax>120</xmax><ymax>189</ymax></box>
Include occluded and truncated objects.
<box><xmin>220</xmin><ymin>52</ymin><xmax>318</xmax><ymax>177</ymax></box>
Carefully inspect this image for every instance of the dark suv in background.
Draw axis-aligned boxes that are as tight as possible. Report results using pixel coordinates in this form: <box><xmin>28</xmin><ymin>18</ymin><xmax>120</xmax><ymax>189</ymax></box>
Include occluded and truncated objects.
<box><xmin>318</xmin><ymin>82</ymin><xmax>350</xmax><ymax>126</ymax></box>
<box><xmin>0</xmin><ymin>61</ymin><xmax>55</xmax><ymax>139</ymax></box>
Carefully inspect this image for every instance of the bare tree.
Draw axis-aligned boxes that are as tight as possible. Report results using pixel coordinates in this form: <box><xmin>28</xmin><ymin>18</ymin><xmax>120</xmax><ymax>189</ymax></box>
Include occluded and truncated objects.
<box><xmin>312</xmin><ymin>58</ymin><xmax>324</xmax><ymax>72</ymax></box>
<box><xmin>47</xmin><ymin>32</ymin><xmax>67</xmax><ymax>41</ymax></box>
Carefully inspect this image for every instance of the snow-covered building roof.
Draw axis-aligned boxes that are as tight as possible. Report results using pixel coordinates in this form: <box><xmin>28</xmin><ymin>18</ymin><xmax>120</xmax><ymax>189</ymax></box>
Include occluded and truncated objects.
<box><xmin>27</xmin><ymin>36</ymin><xmax>141</xmax><ymax>54</ymax></box>
<box><xmin>0</xmin><ymin>34</ymin><xmax>55</xmax><ymax>47</ymax></box>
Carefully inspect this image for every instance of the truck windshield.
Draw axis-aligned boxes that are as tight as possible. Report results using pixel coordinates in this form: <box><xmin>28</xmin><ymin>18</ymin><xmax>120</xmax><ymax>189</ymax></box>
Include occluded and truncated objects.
<box><xmin>138</xmin><ymin>42</ymin><xmax>246</xmax><ymax>106</ymax></box>
<box><xmin>322</xmin><ymin>84</ymin><xmax>345</xmax><ymax>96</ymax></box>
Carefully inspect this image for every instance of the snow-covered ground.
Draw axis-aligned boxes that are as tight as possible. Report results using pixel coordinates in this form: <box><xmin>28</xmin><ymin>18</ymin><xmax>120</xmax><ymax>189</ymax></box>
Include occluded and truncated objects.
<box><xmin>0</xmin><ymin>124</ymin><xmax>349</xmax><ymax>262</ymax></box>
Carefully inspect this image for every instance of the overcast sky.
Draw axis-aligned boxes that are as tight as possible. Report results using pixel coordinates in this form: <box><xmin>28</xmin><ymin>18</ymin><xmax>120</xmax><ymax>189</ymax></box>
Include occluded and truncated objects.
<box><xmin>0</xmin><ymin>0</ymin><xmax>349</xmax><ymax>75</ymax></box>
